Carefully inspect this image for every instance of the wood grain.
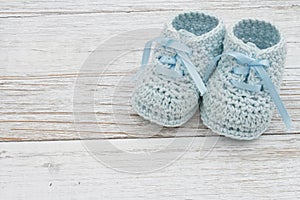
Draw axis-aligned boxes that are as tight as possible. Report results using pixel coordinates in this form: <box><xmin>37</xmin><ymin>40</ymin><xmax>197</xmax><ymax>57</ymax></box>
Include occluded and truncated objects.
<box><xmin>0</xmin><ymin>1</ymin><xmax>299</xmax><ymax>141</ymax></box>
<box><xmin>1</xmin><ymin>135</ymin><xmax>300</xmax><ymax>199</ymax></box>
<box><xmin>1</xmin><ymin>1</ymin><xmax>300</xmax><ymax>199</ymax></box>
<box><xmin>0</xmin><ymin>0</ymin><xmax>298</xmax><ymax>15</ymax></box>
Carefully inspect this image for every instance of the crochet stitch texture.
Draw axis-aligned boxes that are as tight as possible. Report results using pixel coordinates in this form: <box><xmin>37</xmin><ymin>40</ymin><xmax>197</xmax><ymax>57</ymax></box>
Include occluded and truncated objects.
<box><xmin>201</xmin><ymin>19</ymin><xmax>287</xmax><ymax>139</ymax></box>
<box><xmin>131</xmin><ymin>12</ymin><xmax>225</xmax><ymax>127</ymax></box>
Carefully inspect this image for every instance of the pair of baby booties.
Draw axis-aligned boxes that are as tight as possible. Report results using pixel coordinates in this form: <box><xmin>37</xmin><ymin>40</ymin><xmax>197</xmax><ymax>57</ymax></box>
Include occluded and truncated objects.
<box><xmin>131</xmin><ymin>12</ymin><xmax>292</xmax><ymax>140</ymax></box>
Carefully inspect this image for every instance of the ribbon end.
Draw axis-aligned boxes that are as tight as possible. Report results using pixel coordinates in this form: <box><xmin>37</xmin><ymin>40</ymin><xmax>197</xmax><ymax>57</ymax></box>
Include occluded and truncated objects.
<box><xmin>199</xmin><ymin>87</ymin><xmax>207</xmax><ymax>96</ymax></box>
<box><xmin>131</xmin><ymin>66</ymin><xmax>146</xmax><ymax>82</ymax></box>
<box><xmin>286</xmin><ymin>121</ymin><xmax>293</xmax><ymax>132</ymax></box>
<box><xmin>130</xmin><ymin>75</ymin><xmax>138</xmax><ymax>82</ymax></box>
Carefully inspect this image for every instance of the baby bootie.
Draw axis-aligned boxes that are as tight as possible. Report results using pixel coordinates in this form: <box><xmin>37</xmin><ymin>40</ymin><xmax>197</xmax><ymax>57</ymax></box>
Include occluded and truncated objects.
<box><xmin>131</xmin><ymin>12</ymin><xmax>225</xmax><ymax>127</ymax></box>
<box><xmin>201</xmin><ymin>19</ymin><xmax>292</xmax><ymax>140</ymax></box>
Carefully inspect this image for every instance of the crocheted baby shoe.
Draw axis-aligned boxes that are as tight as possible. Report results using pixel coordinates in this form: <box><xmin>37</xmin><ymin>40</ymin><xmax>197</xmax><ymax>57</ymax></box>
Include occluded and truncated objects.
<box><xmin>131</xmin><ymin>12</ymin><xmax>225</xmax><ymax>127</ymax></box>
<box><xmin>201</xmin><ymin>19</ymin><xmax>292</xmax><ymax>140</ymax></box>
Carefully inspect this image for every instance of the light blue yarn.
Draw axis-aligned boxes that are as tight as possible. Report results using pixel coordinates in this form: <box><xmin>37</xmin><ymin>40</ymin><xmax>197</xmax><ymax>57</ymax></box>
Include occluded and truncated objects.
<box><xmin>201</xmin><ymin>19</ymin><xmax>289</xmax><ymax>140</ymax></box>
<box><xmin>131</xmin><ymin>12</ymin><xmax>225</xmax><ymax>127</ymax></box>
<box><xmin>204</xmin><ymin>51</ymin><xmax>292</xmax><ymax>130</ymax></box>
<box><xmin>134</xmin><ymin>37</ymin><xmax>207</xmax><ymax>95</ymax></box>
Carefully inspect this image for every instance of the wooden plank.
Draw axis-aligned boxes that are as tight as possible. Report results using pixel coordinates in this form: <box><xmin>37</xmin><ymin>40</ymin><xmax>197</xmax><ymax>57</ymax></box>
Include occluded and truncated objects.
<box><xmin>0</xmin><ymin>0</ymin><xmax>299</xmax><ymax>16</ymax></box>
<box><xmin>1</xmin><ymin>135</ymin><xmax>300</xmax><ymax>199</ymax></box>
<box><xmin>0</xmin><ymin>1</ymin><xmax>299</xmax><ymax>141</ymax></box>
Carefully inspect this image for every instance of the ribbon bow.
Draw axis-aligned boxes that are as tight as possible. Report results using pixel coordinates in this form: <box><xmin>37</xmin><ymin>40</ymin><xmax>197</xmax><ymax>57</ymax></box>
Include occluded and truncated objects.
<box><xmin>204</xmin><ymin>52</ymin><xmax>292</xmax><ymax>130</ymax></box>
<box><xmin>134</xmin><ymin>37</ymin><xmax>207</xmax><ymax>96</ymax></box>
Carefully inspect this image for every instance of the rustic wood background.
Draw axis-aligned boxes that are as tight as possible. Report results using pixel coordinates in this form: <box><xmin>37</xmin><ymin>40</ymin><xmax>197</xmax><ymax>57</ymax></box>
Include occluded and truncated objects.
<box><xmin>0</xmin><ymin>0</ymin><xmax>299</xmax><ymax>199</ymax></box>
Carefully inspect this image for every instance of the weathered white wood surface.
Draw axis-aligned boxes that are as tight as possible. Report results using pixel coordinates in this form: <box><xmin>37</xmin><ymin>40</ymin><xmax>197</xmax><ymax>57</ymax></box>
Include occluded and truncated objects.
<box><xmin>0</xmin><ymin>0</ymin><xmax>299</xmax><ymax>141</ymax></box>
<box><xmin>1</xmin><ymin>1</ymin><xmax>300</xmax><ymax>199</ymax></box>
<box><xmin>1</xmin><ymin>135</ymin><xmax>300</xmax><ymax>199</ymax></box>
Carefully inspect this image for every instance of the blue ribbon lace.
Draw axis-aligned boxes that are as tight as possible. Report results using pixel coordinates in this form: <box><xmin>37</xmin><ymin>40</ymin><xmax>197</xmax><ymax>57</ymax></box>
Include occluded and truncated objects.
<box><xmin>134</xmin><ymin>37</ymin><xmax>207</xmax><ymax>96</ymax></box>
<box><xmin>204</xmin><ymin>52</ymin><xmax>292</xmax><ymax>130</ymax></box>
